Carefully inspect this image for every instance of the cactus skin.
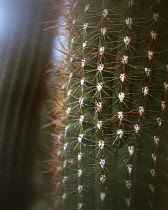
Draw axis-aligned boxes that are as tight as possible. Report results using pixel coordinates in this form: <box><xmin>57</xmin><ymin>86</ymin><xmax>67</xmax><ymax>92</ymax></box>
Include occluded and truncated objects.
<box><xmin>51</xmin><ymin>0</ymin><xmax>168</xmax><ymax>209</ymax></box>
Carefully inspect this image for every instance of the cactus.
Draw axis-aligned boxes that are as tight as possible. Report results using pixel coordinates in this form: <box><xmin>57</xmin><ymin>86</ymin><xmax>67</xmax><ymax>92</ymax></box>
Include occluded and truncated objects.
<box><xmin>0</xmin><ymin>0</ymin><xmax>61</xmax><ymax>209</ymax></box>
<box><xmin>51</xmin><ymin>0</ymin><xmax>168</xmax><ymax>209</ymax></box>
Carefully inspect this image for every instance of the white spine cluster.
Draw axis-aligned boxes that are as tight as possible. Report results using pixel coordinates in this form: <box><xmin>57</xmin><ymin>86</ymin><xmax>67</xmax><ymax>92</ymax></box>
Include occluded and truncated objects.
<box><xmin>120</xmin><ymin>73</ymin><xmax>126</xmax><ymax>82</ymax></box>
<box><xmin>65</xmin><ymin>125</ymin><xmax>69</xmax><ymax>134</ymax></box>
<box><xmin>83</xmin><ymin>23</ymin><xmax>88</xmax><ymax>31</ymax></box>
<box><xmin>63</xmin><ymin>160</ymin><xmax>67</xmax><ymax>168</ymax></box>
<box><xmin>80</xmin><ymin>77</ymin><xmax>85</xmax><ymax>86</ymax></box>
<box><xmin>100</xmin><ymin>175</ymin><xmax>106</xmax><ymax>183</ymax></box>
<box><xmin>98</xmin><ymin>64</ymin><xmax>104</xmax><ymax>71</ymax></box>
<box><xmin>149</xmin><ymin>184</ymin><xmax>155</xmax><ymax>192</ymax></box>
<box><xmin>122</xmin><ymin>55</ymin><xmax>128</xmax><ymax>64</ymax></box>
<box><xmin>117</xmin><ymin>129</ymin><xmax>123</xmax><ymax>138</ymax></box>
<box><xmin>142</xmin><ymin>86</ymin><xmax>149</xmax><ymax>96</ymax></box>
<box><xmin>62</xmin><ymin>193</ymin><xmax>66</xmax><ymax>200</ymax></box>
<box><xmin>148</xmin><ymin>51</ymin><xmax>154</xmax><ymax>60</ymax></box>
<box><xmin>128</xmin><ymin>146</ymin><xmax>134</xmax><ymax>156</ymax></box>
<box><xmin>154</xmin><ymin>136</ymin><xmax>159</xmax><ymax>145</ymax></box>
<box><xmin>67</xmin><ymin>89</ymin><xmax>71</xmax><ymax>97</ymax></box>
<box><xmin>82</xmin><ymin>41</ymin><xmax>87</xmax><ymax>49</ymax></box>
<box><xmin>78</xmin><ymin>152</ymin><xmax>82</xmax><ymax>161</ymax></box>
<box><xmin>84</xmin><ymin>4</ymin><xmax>89</xmax><ymax>12</ymax></box>
<box><xmin>125</xmin><ymin>180</ymin><xmax>132</xmax><ymax>189</ymax></box>
<box><xmin>128</xmin><ymin>0</ymin><xmax>134</xmax><ymax>7</ymax></box>
<box><xmin>97</xmin><ymin>121</ymin><xmax>103</xmax><ymax>129</ymax></box>
<box><xmin>78</xmin><ymin>203</ymin><xmax>83</xmax><ymax>210</ymax></box>
<box><xmin>102</xmin><ymin>9</ymin><xmax>108</xmax><ymax>17</ymax></box>
<box><xmin>151</xmin><ymin>30</ymin><xmax>157</xmax><ymax>40</ymax></box>
<box><xmin>81</xmin><ymin>58</ymin><xmax>86</xmax><ymax>67</ymax></box>
<box><xmin>78</xmin><ymin>134</ymin><xmax>84</xmax><ymax>143</ymax></box>
<box><xmin>78</xmin><ymin>169</ymin><xmax>82</xmax><ymax>178</ymax></box>
<box><xmin>66</xmin><ymin>107</ymin><xmax>71</xmax><ymax>115</ymax></box>
<box><xmin>72</xmin><ymin>19</ymin><xmax>76</xmax><ymax>25</ymax></box>
<box><xmin>100</xmin><ymin>158</ymin><xmax>105</xmax><ymax>168</ymax></box>
<box><xmin>150</xmin><ymin>169</ymin><xmax>155</xmax><ymax>177</ymax></box>
<box><xmin>62</xmin><ymin>176</ymin><xmax>67</xmax><ymax>183</ymax></box>
<box><xmin>164</xmin><ymin>82</ymin><xmax>168</xmax><ymax>90</ymax></box>
<box><xmin>126</xmin><ymin>198</ymin><xmax>131</xmax><ymax>207</ymax></box>
<box><xmin>145</xmin><ymin>67</ymin><xmax>151</xmax><ymax>76</ymax></box>
<box><xmin>100</xmin><ymin>192</ymin><xmax>105</xmax><ymax>201</ymax></box>
<box><xmin>117</xmin><ymin>111</ymin><xmax>124</xmax><ymax>121</ymax></box>
<box><xmin>151</xmin><ymin>153</ymin><xmax>157</xmax><ymax>163</ymax></box>
<box><xmin>127</xmin><ymin>164</ymin><xmax>133</xmax><ymax>174</ymax></box>
<box><xmin>118</xmin><ymin>92</ymin><xmax>125</xmax><ymax>102</ymax></box>
<box><xmin>124</xmin><ymin>36</ymin><xmax>131</xmax><ymax>45</ymax></box>
<box><xmin>139</xmin><ymin>106</ymin><xmax>144</xmax><ymax>115</ymax></box>
<box><xmin>71</xmin><ymin>37</ymin><xmax>75</xmax><ymax>43</ymax></box>
<box><xmin>97</xmin><ymin>82</ymin><xmax>103</xmax><ymax>92</ymax></box>
<box><xmin>134</xmin><ymin>124</ymin><xmax>140</xmax><ymax>133</ymax></box>
<box><xmin>70</xmin><ymin>56</ymin><xmax>73</xmax><ymax>62</ymax></box>
<box><xmin>79</xmin><ymin>97</ymin><xmax>84</xmax><ymax>106</ymax></box>
<box><xmin>79</xmin><ymin>115</ymin><xmax>84</xmax><ymax>123</ymax></box>
<box><xmin>125</xmin><ymin>17</ymin><xmax>133</xmax><ymax>28</ymax></box>
<box><xmin>156</xmin><ymin>118</ymin><xmax>162</xmax><ymax>126</ymax></box>
<box><xmin>98</xmin><ymin>140</ymin><xmax>105</xmax><ymax>150</ymax></box>
<box><xmin>78</xmin><ymin>185</ymin><xmax>83</xmax><ymax>193</ymax></box>
<box><xmin>101</xmin><ymin>27</ymin><xmax>107</xmax><ymax>36</ymax></box>
<box><xmin>161</xmin><ymin>101</ymin><xmax>166</xmax><ymax>110</ymax></box>
<box><xmin>63</xmin><ymin>143</ymin><xmax>68</xmax><ymax>151</ymax></box>
<box><xmin>99</xmin><ymin>47</ymin><xmax>105</xmax><ymax>55</ymax></box>
<box><xmin>153</xmin><ymin>13</ymin><xmax>159</xmax><ymax>21</ymax></box>
<box><xmin>96</xmin><ymin>102</ymin><xmax>102</xmax><ymax>112</ymax></box>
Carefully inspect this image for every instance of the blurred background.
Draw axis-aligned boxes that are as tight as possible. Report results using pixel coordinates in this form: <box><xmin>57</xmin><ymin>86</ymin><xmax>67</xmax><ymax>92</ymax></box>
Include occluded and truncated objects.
<box><xmin>0</xmin><ymin>0</ymin><xmax>61</xmax><ymax>209</ymax></box>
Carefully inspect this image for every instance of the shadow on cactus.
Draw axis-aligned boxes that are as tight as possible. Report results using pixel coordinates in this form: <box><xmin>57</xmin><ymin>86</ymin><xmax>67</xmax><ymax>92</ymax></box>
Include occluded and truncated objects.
<box><xmin>49</xmin><ymin>0</ymin><xmax>168</xmax><ymax>209</ymax></box>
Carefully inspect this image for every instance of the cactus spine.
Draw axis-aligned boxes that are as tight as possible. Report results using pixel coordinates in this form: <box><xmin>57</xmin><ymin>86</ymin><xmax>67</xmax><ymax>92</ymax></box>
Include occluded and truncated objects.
<box><xmin>51</xmin><ymin>0</ymin><xmax>168</xmax><ymax>209</ymax></box>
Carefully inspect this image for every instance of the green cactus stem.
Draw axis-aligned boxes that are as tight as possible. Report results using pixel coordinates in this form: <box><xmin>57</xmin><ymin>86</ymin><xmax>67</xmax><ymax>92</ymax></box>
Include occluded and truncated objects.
<box><xmin>51</xmin><ymin>0</ymin><xmax>168</xmax><ymax>209</ymax></box>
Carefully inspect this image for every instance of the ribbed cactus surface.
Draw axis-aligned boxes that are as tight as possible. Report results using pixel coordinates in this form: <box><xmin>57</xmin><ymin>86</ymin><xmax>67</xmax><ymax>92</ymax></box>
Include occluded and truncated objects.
<box><xmin>0</xmin><ymin>0</ymin><xmax>61</xmax><ymax>209</ymax></box>
<box><xmin>51</xmin><ymin>0</ymin><xmax>168</xmax><ymax>209</ymax></box>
